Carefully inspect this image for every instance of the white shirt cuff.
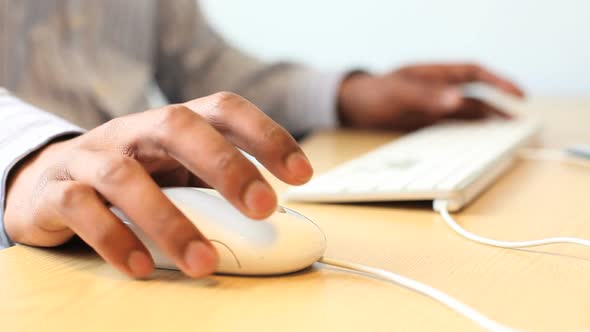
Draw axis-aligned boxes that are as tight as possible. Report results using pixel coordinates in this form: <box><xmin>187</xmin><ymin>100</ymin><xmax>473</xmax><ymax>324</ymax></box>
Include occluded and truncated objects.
<box><xmin>0</xmin><ymin>94</ymin><xmax>85</xmax><ymax>249</ymax></box>
<box><xmin>283</xmin><ymin>69</ymin><xmax>348</xmax><ymax>134</ymax></box>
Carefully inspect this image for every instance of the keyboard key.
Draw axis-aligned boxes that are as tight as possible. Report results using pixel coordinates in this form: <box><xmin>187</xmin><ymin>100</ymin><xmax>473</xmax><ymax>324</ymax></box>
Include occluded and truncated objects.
<box><xmin>285</xmin><ymin>119</ymin><xmax>540</xmax><ymax>210</ymax></box>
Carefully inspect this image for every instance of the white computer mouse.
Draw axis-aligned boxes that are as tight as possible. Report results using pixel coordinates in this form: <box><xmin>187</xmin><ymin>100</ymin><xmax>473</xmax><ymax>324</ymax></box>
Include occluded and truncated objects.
<box><xmin>111</xmin><ymin>187</ymin><xmax>327</xmax><ymax>276</ymax></box>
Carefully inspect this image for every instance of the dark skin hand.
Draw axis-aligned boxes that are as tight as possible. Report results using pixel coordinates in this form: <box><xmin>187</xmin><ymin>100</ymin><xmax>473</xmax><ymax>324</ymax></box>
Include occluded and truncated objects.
<box><xmin>4</xmin><ymin>92</ymin><xmax>313</xmax><ymax>279</ymax></box>
<box><xmin>4</xmin><ymin>63</ymin><xmax>524</xmax><ymax>279</ymax></box>
<box><xmin>338</xmin><ymin>63</ymin><xmax>525</xmax><ymax>130</ymax></box>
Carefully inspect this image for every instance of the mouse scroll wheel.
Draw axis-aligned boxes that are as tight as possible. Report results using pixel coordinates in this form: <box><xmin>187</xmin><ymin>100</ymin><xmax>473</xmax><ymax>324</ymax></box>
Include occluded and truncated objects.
<box><xmin>276</xmin><ymin>206</ymin><xmax>286</xmax><ymax>214</ymax></box>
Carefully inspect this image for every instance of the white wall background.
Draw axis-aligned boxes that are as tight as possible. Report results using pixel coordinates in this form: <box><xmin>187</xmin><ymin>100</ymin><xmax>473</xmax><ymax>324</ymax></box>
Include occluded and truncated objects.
<box><xmin>200</xmin><ymin>0</ymin><xmax>589</xmax><ymax>96</ymax></box>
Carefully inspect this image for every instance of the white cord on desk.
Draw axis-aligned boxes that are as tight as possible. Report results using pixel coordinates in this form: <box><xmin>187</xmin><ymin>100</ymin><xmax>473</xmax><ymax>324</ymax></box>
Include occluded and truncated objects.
<box><xmin>319</xmin><ymin>257</ymin><xmax>518</xmax><ymax>332</ymax></box>
<box><xmin>434</xmin><ymin>200</ymin><xmax>590</xmax><ymax>249</ymax></box>
<box><xmin>519</xmin><ymin>148</ymin><xmax>590</xmax><ymax>169</ymax></box>
<box><xmin>315</xmin><ymin>148</ymin><xmax>590</xmax><ymax>331</ymax></box>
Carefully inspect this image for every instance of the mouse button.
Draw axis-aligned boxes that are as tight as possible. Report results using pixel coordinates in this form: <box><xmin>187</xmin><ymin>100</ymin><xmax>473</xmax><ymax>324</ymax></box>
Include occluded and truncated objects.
<box><xmin>210</xmin><ymin>240</ymin><xmax>241</xmax><ymax>272</ymax></box>
<box><xmin>276</xmin><ymin>208</ymin><xmax>324</xmax><ymax>232</ymax></box>
<box><xmin>183</xmin><ymin>208</ymin><xmax>278</xmax><ymax>247</ymax></box>
<box><xmin>283</xmin><ymin>209</ymin><xmax>326</xmax><ymax>238</ymax></box>
<box><xmin>168</xmin><ymin>190</ymin><xmax>223</xmax><ymax>214</ymax></box>
<box><xmin>163</xmin><ymin>188</ymin><xmax>278</xmax><ymax>245</ymax></box>
<box><xmin>267</xmin><ymin>211</ymin><xmax>327</xmax><ymax>256</ymax></box>
<box><xmin>282</xmin><ymin>207</ymin><xmax>311</xmax><ymax>222</ymax></box>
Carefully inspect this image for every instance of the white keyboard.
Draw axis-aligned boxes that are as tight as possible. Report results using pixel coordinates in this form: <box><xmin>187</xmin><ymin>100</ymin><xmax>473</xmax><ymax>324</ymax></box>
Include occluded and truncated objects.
<box><xmin>285</xmin><ymin>120</ymin><xmax>540</xmax><ymax>211</ymax></box>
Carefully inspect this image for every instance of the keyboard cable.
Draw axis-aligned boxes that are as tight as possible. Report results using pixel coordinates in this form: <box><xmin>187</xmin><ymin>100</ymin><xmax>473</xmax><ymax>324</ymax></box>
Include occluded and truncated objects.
<box><xmin>434</xmin><ymin>200</ymin><xmax>590</xmax><ymax>249</ymax></box>
<box><xmin>519</xmin><ymin>148</ymin><xmax>590</xmax><ymax>169</ymax></box>
<box><xmin>387</xmin><ymin>147</ymin><xmax>590</xmax><ymax>331</ymax></box>
<box><xmin>434</xmin><ymin>147</ymin><xmax>590</xmax><ymax>249</ymax></box>
<box><xmin>316</xmin><ymin>147</ymin><xmax>589</xmax><ymax>332</ymax></box>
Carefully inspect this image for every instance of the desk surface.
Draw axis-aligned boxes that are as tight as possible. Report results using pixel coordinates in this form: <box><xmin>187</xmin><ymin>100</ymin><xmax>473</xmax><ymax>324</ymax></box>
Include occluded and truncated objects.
<box><xmin>1</xmin><ymin>97</ymin><xmax>590</xmax><ymax>332</ymax></box>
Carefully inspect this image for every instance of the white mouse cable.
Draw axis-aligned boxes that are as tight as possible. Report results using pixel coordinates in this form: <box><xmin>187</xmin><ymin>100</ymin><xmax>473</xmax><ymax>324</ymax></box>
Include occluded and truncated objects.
<box><xmin>318</xmin><ymin>257</ymin><xmax>518</xmax><ymax>332</ymax></box>
<box><xmin>313</xmin><ymin>147</ymin><xmax>589</xmax><ymax>331</ymax></box>
<box><xmin>433</xmin><ymin>200</ymin><xmax>590</xmax><ymax>249</ymax></box>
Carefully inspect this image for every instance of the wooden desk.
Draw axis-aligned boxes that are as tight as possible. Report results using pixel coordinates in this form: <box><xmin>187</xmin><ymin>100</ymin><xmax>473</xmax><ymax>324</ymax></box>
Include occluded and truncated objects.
<box><xmin>1</xmin><ymin>97</ymin><xmax>589</xmax><ymax>332</ymax></box>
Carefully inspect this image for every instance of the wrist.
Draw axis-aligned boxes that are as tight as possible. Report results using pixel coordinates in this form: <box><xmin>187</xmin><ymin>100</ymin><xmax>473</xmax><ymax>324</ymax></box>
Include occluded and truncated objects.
<box><xmin>6</xmin><ymin>135</ymin><xmax>75</xmax><ymax>202</ymax></box>
<box><xmin>4</xmin><ymin>136</ymin><xmax>75</xmax><ymax>243</ymax></box>
<box><xmin>337</xmin><ymin>71</ymin><xmax>374</xmax><ymax>127</ymax></box>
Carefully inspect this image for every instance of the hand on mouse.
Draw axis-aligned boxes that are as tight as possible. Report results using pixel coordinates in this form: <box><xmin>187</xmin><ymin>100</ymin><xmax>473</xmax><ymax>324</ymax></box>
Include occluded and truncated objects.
<box><xmin>4</xmin><ymin>92</ymin><xmax>313</xmax><ymax>279</ymax></box>
<box><xmin>337</xmin><ymin>63</ymin><xmax>525</xmax><ymax>130</ymax></box>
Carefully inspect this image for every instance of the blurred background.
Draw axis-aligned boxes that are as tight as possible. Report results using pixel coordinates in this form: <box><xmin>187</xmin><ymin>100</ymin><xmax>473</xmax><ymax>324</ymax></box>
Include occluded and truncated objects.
<box><xmin>201</xmin><ymin>0</ymin><xmax>589</xmax><ymax>96</ymax></box>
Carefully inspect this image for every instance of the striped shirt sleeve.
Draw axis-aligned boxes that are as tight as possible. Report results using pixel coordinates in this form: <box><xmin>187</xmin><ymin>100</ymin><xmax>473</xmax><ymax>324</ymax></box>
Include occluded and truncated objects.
<box><xmin>155</xmin><ymin>0</ymin><xmax>346</xmax><ymax>136</ymax></box>
<box><xmin>0</xmin><ymin>88</ymin><xmax>85</xmax><ymax>249</ymax></box>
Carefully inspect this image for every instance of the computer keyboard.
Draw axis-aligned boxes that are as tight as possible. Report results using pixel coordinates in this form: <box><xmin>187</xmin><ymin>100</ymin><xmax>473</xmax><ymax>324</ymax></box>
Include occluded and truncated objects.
<box><xmin>285</xmin><ymin>120</ymin><xmax>540</xmax><ymax>211</ymax></box>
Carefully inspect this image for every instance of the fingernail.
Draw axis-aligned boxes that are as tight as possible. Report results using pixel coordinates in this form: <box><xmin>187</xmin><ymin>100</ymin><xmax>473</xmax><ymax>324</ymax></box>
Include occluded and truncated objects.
<box><xmin>244</xmin><ymin>179</ymin><xmax>277</xmax><ymax>216</ymax></box>
<box><xmin>184</xmin><ymin>241</ymin><xmax>218</xmax><ymax>277</ymax></box>
<box><xmin>127</xmin><ymin>250</ymin><xmax>154</xmax><ymax>278</ymax></box>
<box><xmin>286</xmin><ymin>152</ymin><xmax>313</xmax><ymax>183</ymax></box>
<box><xmin>441</xmin><ymin>89</ymin><xmax>462</xmax><ymax>110</ymax></box>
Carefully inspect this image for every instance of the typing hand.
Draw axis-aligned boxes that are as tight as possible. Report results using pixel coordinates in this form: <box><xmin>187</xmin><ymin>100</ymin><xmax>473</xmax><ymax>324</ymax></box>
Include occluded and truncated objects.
<box><xmin>4</xmin><ymin>92</ymin><xmax>313</xmax><ymax>278</ymax></box>
<box><xmin>337</xmin><ymin>63</ymin><xmax>525</xmax><ymax>130</ymax></box>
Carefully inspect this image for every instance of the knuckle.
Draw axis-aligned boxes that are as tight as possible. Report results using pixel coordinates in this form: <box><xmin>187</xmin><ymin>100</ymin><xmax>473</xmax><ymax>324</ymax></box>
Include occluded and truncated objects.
<box><xmin>262</xmin><ymin>124</ymin><xmax>285</xmax><ymax>143</ymax></box>
<box><xmin>158</xmin><ymin>105</ymin><xmax>194</xmax><ymax>133</ymax></box>
<box><xmin>97</xmin><ymin>156</ymin><xmax>136</xmax><ymax>184</ymax></box>
<box><xmin>101</xmin><ymin>117</ymin><xmax>125</xmax><ymax>137</ymax></box>
<box><xmin>214</xmin><ymin>153</ymin><xmax>260</xmax><ymax>196</ymax></box>
<box><xmin>59</xmin><ymin>183</ymin><xmax>93</xmax><ymax>208</ymax></box>
<box><xmin>211</xmin><ymin>91</ymin><xmax>242</xmax><ymax>106</ymax></box>
<box><xmin>101</xmin><ymin>119</ymin><xmax>137</xmax><ymax>156</ymax></box>
<box><xmin>208</xmin><ymin>91</ymin><xmax>247</xmax><ymax>117</ymax></box>
<box><xmin>151</xmin><ymin>209</ymin><xmax>188</xmax><ymax>240</ymax></box>
<box><xmin>92</xmin><ymin>225</ymin><xmax>120</xmax><ymax>249</ymax></box>
<box><xmin>215</xmin><ymin>150</ymin><xmax>243</xmax><ymax>173</ymax></box>
<box><xmin>256</xmin><ymin>124</ymin><xmax>295</xmax><ymax>157</ymax></box>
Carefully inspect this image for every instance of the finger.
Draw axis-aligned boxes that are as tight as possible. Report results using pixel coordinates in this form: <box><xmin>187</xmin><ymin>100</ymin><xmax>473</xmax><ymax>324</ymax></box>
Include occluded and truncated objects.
<box><xmin>393</xmin><ymin>81</ymin><xmax>463</xmax><ymax>116</ymax></box>
<box><xmin>461</xmin><ymin>65</ymin><xmax>525</xmax><ymax>98</ymax></box>
<box><xmin>83</xmin><ymin>104</ymin><xmax>278</xmax><ymax>219</ymax></box>
<box><xmin>66</xmin><ymin>151</ymin><xmax>218</xmax><ymax>278</ymax></box>
<box><xmin>147</xmin><ymin>104</ymin><xmax>278</xmax><ymax>218</ymax></box>
<box><xmin>152</xmin><ymin>166</ymin><xmax>190</xmax><ymax>188</ymax></box>
<box><xmin>448</xmin><ymin>106</ymin><xmax>486</xmax><ymax>120</ymax></box>
<box><xmin>184</xmin><ymin>92</ymin><xmax>313</xmax><ymax>185</ymax></box>
<box><xmin>450</xmin><ymin>98</ymin><xmax>512</xmax><ymax>120</ymax></box>
<box><xmin>44</xmin><ymin>181</ymin><xmax>154</xmax><ymax>278</ymax></box>
<box><xmin>398</xmin><ymin>63</ymin><xmax>525</xmax><ymax>98</ymax></box>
